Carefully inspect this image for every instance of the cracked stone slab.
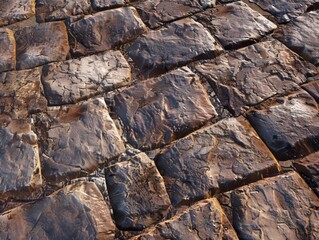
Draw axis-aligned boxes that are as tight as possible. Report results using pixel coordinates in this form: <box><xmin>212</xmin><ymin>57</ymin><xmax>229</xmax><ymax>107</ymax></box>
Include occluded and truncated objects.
<box><xmin>0</xmin><ymin>182</ymin><xmax>115</xmax><ymax>239</ymax></box>
<box><xmin>0</xmin><ymin>116</ymin><xmax>41</xmax><ymax>200</ymax></box>
<box><xmin>303</xmin><ymin>80</ymin><xmax>319</xmax><ymax>103</ymax></box>
<box><xmin>14</xmin><ymin>21</ymin><xmax>70</xmax><ymax>70</ymax></box>
<box><xmin>68</xmin><ymin>7</ymin><xmax>147</xmax><ymax>57</ymax></box>
<box><xmin>91</xmin><ymin>0</ymin><xmax>125</xmax><ymax>10</ymax></box>
<box><xmin>114</xmin><ymin>67</ymin><xmax>216</xmax><ymax>151</ymax></box>
<box><xmin>155</xmin><ymin>117</ymin><xmax>280</xmax><ymax>206</ymax></box>
<box><xmin>227</xmin><ymin>171</ymin><xmax>319</xmax><ymax>240</ymax></box>
<box><xmin>247</xmin><ymin>91</ymin><xmax>319</xmax><ymax>161</ymax></box>
<box><xmin>105</xmin><ymin>153</ymin><xmax>171</xmax><ymax>230</ymax></box>
<box><xmin>134</xmin><ymin>0</ymin><xmax>202</xmax><ymax>29</ymax></box>
<box><xmin>0</xmin><ymin>0</ymin><xmax>35</xmax><ymax>27</ymax></box>
<box><xmin>38</xmin><ymin>97</ymin><xmax>125</xmax><ymax>183</ymax></box>
<box><xmin>193</xmin><ymin>1</ymin><xmax>277</xmax><ymax>50</ymax></box>
<box><xmin>36</xmin><ymin>0</ymin><xmax>91</xmax><ymax>23</ymax></box>
<box><xmin>41</xmin><ymin>50</ymin><xmax>131</xmax><ymax>105</ymax></box>
<box><xmin>132</xmin><ymin>198</ymin><xmax>239</xmax><ymax>240</ymax></box>
<box><xmin>0</xmin><ymin>68</ymin><xmax>47</xmax><ymax>118</ymax></box>
<box><xmin>195</xmin><ymin>39</ymin><xmax>318</xmax><ymax>116</ymax></box>
<box><xmin>128</xmin><ymin>18</ymin><xmax>222</xmax><ymax>77</ymax></box>
<box><xmin>0</xmin><ymin>29</ymin><xmax>15</xmax><ymax>73</ymax></box>
<box><xmin>274</xmin><ymin>11</ymin><xmax>319</xmax><ymax>66</ymax></box>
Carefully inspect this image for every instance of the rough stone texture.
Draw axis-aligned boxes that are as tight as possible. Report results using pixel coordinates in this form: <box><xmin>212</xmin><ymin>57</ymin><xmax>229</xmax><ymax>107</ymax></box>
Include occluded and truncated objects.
<box><xmin>36</xmin><ymin>0</ymin><xmax>91</xmax><ymax>23</ymax></box>
<box><xmin>41</xmin><ymin>50</ymin><xmax>131</xmax><ymax>105</ymax></box>
<box><xmin>105</xmin><ymin>153</ymin><xmax>171</xmax><ymax>230</ymax></box>
<box><xmin>15</xmin><ymin>21</ymin><xmax>70</xmax><ymax>70</ymax></box>
<box><xmin>134</xmin><ymin>0</ymin><xmax>202</xmax><ymax>29</ymax></box>
<box><xmin>274</xmin><ymin>11</ymin><xmax>319</xmax><ymax>66</ymax></box>
<box><xmin>0</xmin><ymin>29</ymin><xmax>15</xmax><ymax>73</ymax></box>
<box><xmin>0</xmin><ymin>116</ymin><xmax>41</xmax><ymax>199</ymax></box>
<box><xmin>128</xmin><ymin>18</ymin><xmax>222</xmax><ymax>77</ymax></box>
<box><xmin>156</xmin><ymin>117</ymin><xmax>280</xmax><ymax>206</ymax></box>
<box><xmin>0</xmin><ymin>182</ymin><xmax>116</xmax><ymax>239</ymax></box>
<box><xmin>294</xmin><ymin>152</ymin><xmax>319</xmax><ymax>197</ymax></box>
<box><xmin>92</xmin><ymin>0</ymin><xmax>125</xmax><ymax>10</ymax></box>
<box><xmin>0</xmin><ymin>0</ymin><xmax>35</xmax><ymax>27</ymax></box>
<box><xmin>39</xmin><ymin>98</ymin><xmax>125</xmax><ymax>183</ymax></box>
<box><xmin>114</xmin><ymin>67</ymin><xmax>216</xmax><ymax>151</ymax></box>
<box><xmin>194</xmin><ymin>1</ymin><xmax>277</xmax><ymax>50</ymax></box>
<box><xmin>247</xmin><ymin>91</ymin><xmax>319</xmax><ymax>161</ymax></box>
<box><xmin>195</xmin><ymin>39</ymin><xmax>318</xmax><ymax>116</ymax></box>
<box><xmin>228</xmin><ymin>171</ymin><xmax>319</xmax><ymax>240</ymax></box>
<box><xmin>0</xmin><ymin>68</ymin><xmax>47</xmax><ymax>118</ymax></box>
<box><xmin>132</xmin><ymin>199</ymin><xmax>239</xmax><ymax>240</ymax></box>
<box><xmin>303</xmin><ymin>80</ymin><xmax>319</xmax><ymax>103</ymax></box>
<box><xmin>68</xmin><ymin>7</ymin><xmax>147</xmax><ymax>57</ymax></box>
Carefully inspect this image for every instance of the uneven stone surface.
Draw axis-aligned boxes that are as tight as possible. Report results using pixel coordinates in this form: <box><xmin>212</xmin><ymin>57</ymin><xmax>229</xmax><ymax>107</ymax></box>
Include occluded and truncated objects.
<box><xmin>91</xmin><ymin>0</ymin><xmax>125</xmax><ymax>10</ymax></box>
<box><xmin>0</xmin><ymin>116</ymin><xmax>41</xmax><ymax>199</ymax></box>
<box><xmin>303</xmin><ymin>80</ymin><xmax>319</xmax><ymax>102</ymax></box>
<box><xmin>228</xmin><ymin>171</ymin><xmax>319</xmax><ymax>240</ymax></box>
<box><xmin>0</xmin><ymin>68</ymin><xmax>47</xmax><ymax>118</ymax></box>
<box><xmin>274</xmin><ymin>11</ymin><xmax>319</xmax><ymax>66</ymax></box>
<box><xmin>0</xmin><ymin>182</ymin><xmax>116</xmax><ymax>239</ymax></box>
<box><xmin>38</xmin><ymin>98</ymin><xmax>125</xmax><ymax>183</ymax></box>
<box><xmin>15</xmin><ymin>21</ymin><xmax>70</xmax><ymax>70</ymax></box>
<box><xmin>115</xmin><ymin>67</ymin><xmax>216</xmax><ymax>150</ymax></box>
<box><xmin>195</xmin><ymin>39</ymin><xmax>317</xmax><ymax>116</ymax></box>
<box><xmin>194</xmin><ymin>1</ymin><xmax>277</xmax><ymax>50</ymax></box>
<box><xmin>105</xmin><ymin>153</ymin><xmax>170</xmax><ymax>230</ymax></box>
<box><xmin>0</xmin><ymin>29</ymin><xmax>15</xmax><ymax>73</ymax></box>
<box><xmin>156</xmin><ymin>117</ymin><xmax>280</xmax><ymax>206</ymax></box>
<box><xmin>68</xmin><ymin>7</ymin><xmax>146</xmax><ymax>57</ymax></box>
<box><xmin>41</xmin><ymin>50</ymin><xmax>131</xmax><ymax>105</ymax></box>
<box><xmin>132</xmin><ymin>199</ymin><xmax>239</xmax><ymax>240</ymax></box>
<box><xmin>128</xmin><ymin>18</ymin><xmax>222</xmax><ymax>77</ymax></box>
<box><xmin>247</xmin><ymin>91</ymin><xmax>319</xmax><ymax>161</ymax></box>
<box><xmin>36</xmin><ymin>0</ymin><xmax>91</xmax><ymax>22</ymax></box>
<box><xmin>0</xmin><ymin>0</ymin><xmax>35</xmax><ymax>27</ymax></box>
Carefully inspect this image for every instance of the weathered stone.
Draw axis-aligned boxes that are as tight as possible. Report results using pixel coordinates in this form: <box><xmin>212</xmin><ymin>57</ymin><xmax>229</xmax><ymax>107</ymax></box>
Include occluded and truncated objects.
<box><xmin>228</xmin><ymin>171</ymin><xmax>319</xmax><ymax>240</ymax></box>
<box><xmin>194</xmin><ymin>1</ymin><xmax>277</xmax><ymax>50</ymax></box>
<box><xmin>0</xmin><ymin>0</ymin><xmax>35</xmax><ymax>27</ymax></box>
<box><xmin>134</xmin><ymin>0</ymin><xmax>202</xmax><ymax>29</ymax></box>
<box><xmin>39</xmin><ymin>98</ymin><xmax>125</xmax><ymax>183</ymax></box>
<box><xmin>68</xmin><ymin>7</ymin><xmax>147</xmax><ymax>57</ymax></box>
<box><xmin>0</xmin><ymin>116</ymin><xmax>41</xmax><ymax>199</ymax></box>
<box><xmin>15</xmin><ymin>21</ymin><xmax>70</xmax><ymax>70</ymax></box>
<box><xmin>303</xmin><ymin>80</ymin><xmax>319</xmax><ymax>103</ymax></box>
<box><xmin>128</xmin><ymin>18</ymin><xmax>222</xmax><ymax>77</ymax></box>
<box><xmin>114</xmin><ymin>67</ymin><xmax>216</xmax><ymax>151</ymax></box>
<box><xmin>274</xmin><ymin>11</ymin><xmax>319</xmax><ymax>66</ymax></box>
<box><xmin>132</xmin><ymin>199</ymin><xmax>239</xmax><ymax>240</ymax></box>
<box><xmin>0</xmin><ymin>182</ymin><xmax>116</xmax><ymax>239</ymax></box>
<box><xmin>41</xmin><ymin>50</ymin><xmax>131</xmax><ymax>105</ymax></box>
<box><xmin>36</xmin><ymin>0</ymin><xmax>91</xmax><ymax>23</ymax></box>
<box><xmin>195</xmin><ymin>39</ymin><xmax>317</xmax><ymax>116</ymax></box>
<box><xmin>0</xmin><ymin>68</ymin><xmax>47</xmax><ymax>118</ymax></box>
<box><xmin>294</xmin><ymin>152</ymin><xmax>319</xmax><ymax>197</ymax></box>
<box><xmin>91</xmin><ymin>0</ymin><xmax>125</xmax><ymax>10</ymax></box>
<box><xmin>156</xmin><ymin>117</ymin><xmax>280</xmax><ymax>206</ymax></box>
<box><xmin>247</xmin><ymin>91</ymin><xmax>319</xmax><ymax>161</ymax></box>
<box><xmin>105</xmin><ymin>153</ymin><xmax>171</xmax><ymax>230</ymax></box>
<box><xmin>0</xmin><ymin>29</ymin><xmax>15</xmax><ymax>73</ymax></box>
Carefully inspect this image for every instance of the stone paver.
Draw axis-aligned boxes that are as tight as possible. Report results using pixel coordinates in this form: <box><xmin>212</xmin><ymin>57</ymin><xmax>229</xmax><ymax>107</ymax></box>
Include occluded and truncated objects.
<box><xmin>114</xmin><ymin>67</ymin><xmax>216</xmax><ymax>151</ymax></box>
<box><xmin>0</xmin><ymin>29</ymin><xmax>15</xmax><ymax>73</ymax></box>
<box><xmin>41</xmin><ymin>50</ymin><xmax>131</xmax><ymax>105</ymax></box>
<box><xmin>303</xmin><ymin>80</ymin><xmax>319</xmax><ymax>103</ymax></box>
<box><xmin>128</xmin><ymin>18</ymin><xmax>222</xmax><ymax>77</ymax></box>
<box><xmin>156</xmin><ymin>117</ymin><xmax>280</xmax><ymax>206</ymax></box>
<box><xmin>91</xmin><ymin>0</ymin><xmax>125</xmax><ymax>10</ymax></box>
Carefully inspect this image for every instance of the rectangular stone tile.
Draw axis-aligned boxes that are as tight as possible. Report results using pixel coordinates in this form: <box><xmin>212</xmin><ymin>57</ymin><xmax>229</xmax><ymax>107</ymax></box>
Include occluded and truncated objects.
<box><xmin>195</xmin><ymin>39</ymin><xmax>318</xmax><ymax>116</ymax></box>
<box><xmin>114</xmin><ymin>67</ymin><xmax>217</xmax><ymax>151</ymax></box>
<box><xmin>0</xmin><ymin>29</ymin><xmax>15</xmax><ymax>73</ymax></box>
<box><xmin>193</xmin><ymin>1</ymin><xmax>277</xmax><ymax>50</ymax></box>
<box><xmin>68</xmin><ymin>7</ymin><xmax>147</xmax><ymax>57</ymax></box>
<box><xmin>128</xmin><ymin>18</ymin><xmax>222</xmax><ymax>77</ymax></box>
<box><xmin>247</xmin><ymin>90</ymin><xmax>319</xmax><ymax>161</ymax></box>
<box><xmin>155</xmin><ymin>117</ymin><xmax>280</xmax><ymax>207</ymax></box>
<box><xmin>303</xmin><ymin>80</ymin><xmax>319</xmax><ymax>103</ymax></box>
<box><xmin>41</xmin><ymin>50</ymin><xmax>131</xmax><ymax>105</ymax></box>
<box><xmin>91</xmin><ymin>0</ymin><xmax>125</xmax><ymax>10</ymax></box>
<box><xmin>15</xmin><ymin>21</ymin><xmax>70</xmax><ymax>70</ymax></box>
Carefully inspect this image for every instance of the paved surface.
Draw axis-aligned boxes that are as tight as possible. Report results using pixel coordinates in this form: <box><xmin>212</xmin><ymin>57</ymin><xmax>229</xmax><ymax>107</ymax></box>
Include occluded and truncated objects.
<box><xmin>0</xmin><ymin>0</ymin><xmax>319</xmax><ymax>239</ymax></box>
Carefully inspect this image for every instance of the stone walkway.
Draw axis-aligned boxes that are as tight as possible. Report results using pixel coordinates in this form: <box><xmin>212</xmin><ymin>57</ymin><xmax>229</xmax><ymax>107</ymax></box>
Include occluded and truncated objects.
<box><xmin>0</xmin><ymin>0</ymin><xmax>319</xmax><ymax>239</ymax></box>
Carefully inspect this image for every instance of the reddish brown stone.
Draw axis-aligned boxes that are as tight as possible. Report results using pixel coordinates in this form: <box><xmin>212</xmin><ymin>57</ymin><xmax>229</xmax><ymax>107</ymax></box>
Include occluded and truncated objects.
<box><xmin>303</xmin><ymin>80</ymin><xmax>319</xmax><ymax>103</ymax></box>
<box><xmin>0</xmin><ymin>29</ymin><xmax>15</xmax><ymax>73</ymax></box>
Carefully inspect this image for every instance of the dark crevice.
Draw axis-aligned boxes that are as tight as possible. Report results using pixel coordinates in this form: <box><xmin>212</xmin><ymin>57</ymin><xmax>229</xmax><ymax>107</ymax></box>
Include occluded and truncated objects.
<box><xmin>306</xmin><ymin>2</ymin><xmax>319</xmax><ymax>12</ymax></box>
